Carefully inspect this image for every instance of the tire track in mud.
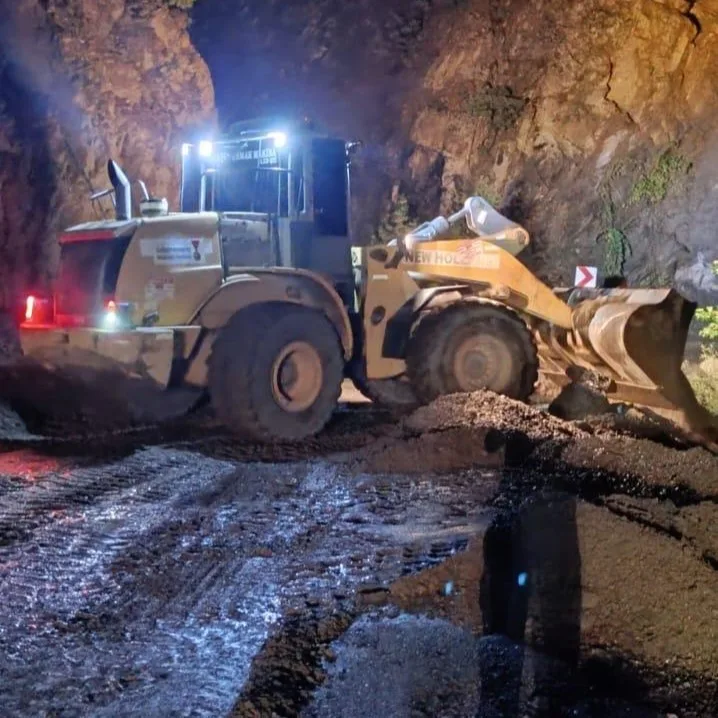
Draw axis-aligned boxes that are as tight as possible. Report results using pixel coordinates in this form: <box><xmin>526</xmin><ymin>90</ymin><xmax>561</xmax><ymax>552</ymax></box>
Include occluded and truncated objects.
<box><xmin>0</xmin><ymin>446</ymin><xmax>230</xmax><ymax>547</ymax></box>
<box><xmin>0</xmin><ymin>401</ymin><xmax>391</xmax><ymax>549</ymax></box>
<box><xmin>0</xmin><ymin>436</ymin><xmax>500</xmax><ymax>718</ymax></box>
<box><xmin>0</xmin><ymin>446</ymin><xmax>244</xmax><ymax>717</ymax></box>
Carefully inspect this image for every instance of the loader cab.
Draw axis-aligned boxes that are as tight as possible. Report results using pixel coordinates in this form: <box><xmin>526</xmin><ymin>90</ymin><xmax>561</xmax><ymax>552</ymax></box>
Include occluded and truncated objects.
<box><xmin>180</xmin><ymin>120</ymin><xmax>355</xmax><ymax>304</ymax></box>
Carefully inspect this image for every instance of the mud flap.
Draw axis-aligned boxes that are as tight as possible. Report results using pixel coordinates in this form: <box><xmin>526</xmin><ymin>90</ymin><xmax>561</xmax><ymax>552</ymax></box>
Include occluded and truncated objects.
<box><xmin>533</xmin><ymin>289</ymin><xmax>718</xmax><ymax>447</ymax></box>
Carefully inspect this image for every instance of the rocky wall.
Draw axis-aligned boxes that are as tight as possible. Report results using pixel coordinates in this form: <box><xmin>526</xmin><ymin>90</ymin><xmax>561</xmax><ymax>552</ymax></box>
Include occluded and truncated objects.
<box><xmin>0</xmin><ymin>0</ymin><xmax>215</xmax><ymax>306</ymax></box>
<box><xmin>3</xmin><ymin>0</ymin><xmax>718</xmax><ymax>305</ymax></box>
<box><xmin>402</xmin><ymin>0</ymin><xmax>718</xmax><ymax>298</ymax></box>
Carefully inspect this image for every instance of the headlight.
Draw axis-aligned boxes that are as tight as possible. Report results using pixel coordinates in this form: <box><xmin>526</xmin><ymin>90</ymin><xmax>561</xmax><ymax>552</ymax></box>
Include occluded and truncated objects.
<box><xmin>104</xmin><ymin>301</ymin><xmax>119</xmax><ymax>328</ymax></box>
<box><xmin>199</xmin><ymin>140</ymin><xmax>213</xmax><ymax>158</ymax></box>
<box><xmin>102</xmin><ymin>300</ymin><xmax>134</xmax><ymax>330</ymax></box>
<box><xmin>268</xmin><ymin>132</ymin><xmax>288</xmax><ymax>149</ymax></box>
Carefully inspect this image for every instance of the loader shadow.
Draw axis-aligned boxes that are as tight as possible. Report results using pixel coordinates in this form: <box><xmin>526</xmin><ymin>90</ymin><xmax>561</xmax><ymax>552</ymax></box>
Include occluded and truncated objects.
<box><xmin>477</xmin><ymin>429</ymin><xmax>670</xmax><ymax>716</ymax></box>
<box><xmin>479</xmin><ymin>427</ymin><xmax>583</xmax><ymax>716</ymax></box>
<box><xmin>480</xmin><ymin>491</ymin><xmax>582</xmax><ymax>716</ymax></box>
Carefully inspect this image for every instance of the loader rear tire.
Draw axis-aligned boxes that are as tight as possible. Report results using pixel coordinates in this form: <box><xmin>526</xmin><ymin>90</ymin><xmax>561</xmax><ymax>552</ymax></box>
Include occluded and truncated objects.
<box><xmin>208</xmin><ymin>305</ymin><xmax>344</xmax><ymax>441</ymax></box>
<box><xmin>407</xmin><ymin>302</ymin><xmax>538</xmax><ymax>404</ymax></box>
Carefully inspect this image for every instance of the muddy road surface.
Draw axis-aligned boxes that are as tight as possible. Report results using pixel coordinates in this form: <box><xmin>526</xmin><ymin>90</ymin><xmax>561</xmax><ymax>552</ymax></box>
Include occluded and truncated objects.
<box><xmin>0</xmin><ymin>390</ymin><xmax>717</xmax><ymax>717</ymax></box>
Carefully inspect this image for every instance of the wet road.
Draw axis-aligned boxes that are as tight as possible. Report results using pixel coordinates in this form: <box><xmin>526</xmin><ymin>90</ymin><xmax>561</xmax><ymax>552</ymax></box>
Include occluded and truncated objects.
<box><xmin>1</xmin><ymin>390</ymin><xmax>717</xmax><ymax>718</ymax></box>
<box><xmin>0</xmin><ymin>415</ymin><xmax>496</xmax><ymax>717</ymax></box>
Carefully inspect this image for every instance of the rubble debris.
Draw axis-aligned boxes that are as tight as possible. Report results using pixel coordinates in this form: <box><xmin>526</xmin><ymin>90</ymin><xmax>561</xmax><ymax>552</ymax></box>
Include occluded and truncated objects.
<box><xmin>548</xmin><ymin>382</ymin><xmax>613</xmax><ymax>421</ymax></box>
<box><xmin>403</xmin><ymin>390</ymin><xmax>585</xmax><ymax>442</ymax></box>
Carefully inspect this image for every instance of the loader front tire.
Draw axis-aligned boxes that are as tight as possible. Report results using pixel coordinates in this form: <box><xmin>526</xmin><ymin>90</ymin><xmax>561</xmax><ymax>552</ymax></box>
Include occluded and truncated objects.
<box><xmin>208</xmin><ymin>305</ymin><xmax>344</xmax><ymax>441</ymax></box>
<box><xmin>407</xmin><ymin>302</ymin><xmax>538</xmax><ymax>404</ymax></box>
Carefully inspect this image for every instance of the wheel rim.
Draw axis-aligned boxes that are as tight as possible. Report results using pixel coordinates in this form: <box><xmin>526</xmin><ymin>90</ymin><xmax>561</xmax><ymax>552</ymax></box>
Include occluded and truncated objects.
<box><xmin>271</xmin><ymin>341</ymin><xmax>324</xmax><ymax>412</ymax></box>
<box><xmin>452</xmin><ymin>335</ymin><xmax>514</xmax><ymax>393</ymax></box>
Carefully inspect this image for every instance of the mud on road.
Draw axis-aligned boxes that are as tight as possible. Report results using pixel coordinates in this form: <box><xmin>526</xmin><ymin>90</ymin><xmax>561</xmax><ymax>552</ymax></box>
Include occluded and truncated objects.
<box><xmin>0</xmin><ymin>390</ymin><xmax>717</xmax><ymax>717</ymax></box>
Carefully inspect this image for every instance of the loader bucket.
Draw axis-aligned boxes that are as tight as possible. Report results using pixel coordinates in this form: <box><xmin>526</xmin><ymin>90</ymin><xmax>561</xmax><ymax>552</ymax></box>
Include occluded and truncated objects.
<box><xmin>533</xmin><ymin>288</ymin><xmax>718</xmax><ymax>445</ymax></box>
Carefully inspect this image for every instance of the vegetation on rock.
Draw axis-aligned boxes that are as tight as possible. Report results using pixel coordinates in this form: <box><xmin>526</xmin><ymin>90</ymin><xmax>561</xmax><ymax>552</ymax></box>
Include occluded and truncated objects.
<box><xmin>687</xmin><ymin>261</ymin><xmax>718</xmax><ymax>414</ymax></box>
<box><xmin>473</xmin><ymin>181</ymin><xmax>501</xmax><ymax>208</ymax></box>
<box><xmin>594</xmin><ymin>144</ymin><xmax>693</xmax><ymax>279</ymax></box>
<box><xmin>686</xmin><ymin>347</ymin><xmax>718</xmax><ymax>416</ymax></box>
<box><xmin>462</xmin><ymin>85</ymin><xmax>527</xmax><ymax>132</ymax></box>
<box><xmin>695</xmin><ymin>262</ymin><xmax>718</xmax><ymax>341</ymax></box>
<box><xmin>629</xmin><ymin>148</ymin><xmax>692</xmax><ymax>206</ymax></box>
<box><xmin>373</xmin><ymin>190</ymin><xmax>415</xmax><ymax>245</ymax></box>
<box><xmin>596</xmin><ymin>178</ymin><xmax>633</xmax><ymax>277</ymax></box>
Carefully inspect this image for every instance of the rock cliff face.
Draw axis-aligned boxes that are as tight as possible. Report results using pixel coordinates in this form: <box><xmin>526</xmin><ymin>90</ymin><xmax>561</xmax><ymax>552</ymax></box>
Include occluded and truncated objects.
<box><xmin>403</xmin><ymin>0</ymin><xmax>718</xmax><ymax>299</ymax></box>
<box><xmin>193</xmin><ymin>0</ymin><xmax>718</xmax><ymax>300</ymax></box>
<box><xmin>0</xmin><ymin>0</ymin><xmax>215</xmax><ymax>305</ymax></box>
<box><xmin>2</xmin><ymin>0</ymin><xmax>717</xmax><ymax>304</ymax></box>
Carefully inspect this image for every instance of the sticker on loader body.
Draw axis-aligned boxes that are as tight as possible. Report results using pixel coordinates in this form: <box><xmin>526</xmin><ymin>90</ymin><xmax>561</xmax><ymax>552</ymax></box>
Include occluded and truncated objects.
<box><xmin>140</xmin><ymin>238</ymin><xmax>215</xmax><ymax>266</ymax></box>
<box><xmin>406</xmin><ymin>241</ymin><xmax>501</xmax><ymax>270</ymax></box>
<box><xmin>145</xmin><ymin>277</ymin><xmax>175</xmax><ymax>301</ymax></box>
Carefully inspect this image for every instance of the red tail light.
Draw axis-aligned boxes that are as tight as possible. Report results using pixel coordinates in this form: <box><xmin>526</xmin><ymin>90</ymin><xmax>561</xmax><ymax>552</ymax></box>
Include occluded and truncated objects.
<box><xmin>21</xmin><ymin>293</ymin><xmax>54</xmax><ymax>326</ymax></box>
<box><xmin>25</xmin><ymin>295</ymin><xmax>36</xmax><ymax>321</ymax></box>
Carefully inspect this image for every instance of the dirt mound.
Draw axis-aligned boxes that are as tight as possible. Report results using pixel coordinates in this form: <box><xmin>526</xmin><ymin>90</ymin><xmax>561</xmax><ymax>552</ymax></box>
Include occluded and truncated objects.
<box><xmin>404</xmin><ymin>390</ymin><xmax>585</xmax><ymax>443</ymax></box>
<box><xmin>578</xmin><ymin>406</ymin><xmax>697</xmax><ymax>446</ymax></box>
<box><xmin>354</xmin><ymin>426</ymin><xmax>504</xmax><ymax>474</ymax></box>
<box><xmin>354</xmin><ymin>390</ymin><xmax>718</xmax><ymax>506</ymax></box>
<box><xmin>0</xmin><ymin>360</ymin><xmax>139</xmax><ymax>434</ymax></box>
<box><xmin>0</xmin><ymin>357</ymin><xmax>204</xmax><ymax>436</ymax></box>
<box><xmin>554</xmin><ymin>435</ymin><xmax>718</xmax><ymax>500</ymax></box>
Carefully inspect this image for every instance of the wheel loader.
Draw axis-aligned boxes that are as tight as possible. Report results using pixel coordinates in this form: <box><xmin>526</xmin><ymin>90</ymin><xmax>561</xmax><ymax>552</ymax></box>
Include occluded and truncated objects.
<box><xmin>9</xmin><ymin>117</ymin><xmax>717</xmax><ymax>444</ymax></box>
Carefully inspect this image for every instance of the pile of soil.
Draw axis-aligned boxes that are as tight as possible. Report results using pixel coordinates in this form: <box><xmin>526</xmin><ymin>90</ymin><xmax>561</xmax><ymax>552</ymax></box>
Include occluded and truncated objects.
<box><xmin>338</xmin><ymin>391</ymin><xmax>718</xmax><ymax>717</ymax></box>
<box><xmin>0</xmin><ymin>360</ymin><xmax>138</xmax><ymax>435</ymax></box>
<box><xmin>403</xmin><ymin>390</ymin><xmax>585</xmax><ymax>442</ymax></box>
<box><xmin>353</xmin><ymin>391</ymin><xmax>584</xmax><ymax>475</ymax></box>
<box><xmin>355</xmin><ymin>390</ymin><xmax>718</xmax><ymax>492</ymax></box>
<box><xmin>352</xmin><ymin>425</ymin><xmax>505</xmax><ymax>474</ymax></box>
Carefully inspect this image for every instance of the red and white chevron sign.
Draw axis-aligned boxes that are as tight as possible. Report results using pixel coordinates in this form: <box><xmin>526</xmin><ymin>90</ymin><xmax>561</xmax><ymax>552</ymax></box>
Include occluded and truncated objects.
<box><xmin>574</xmin><ymin>265</ymin><xmax>598</xmax><ymax>288</ymax></box>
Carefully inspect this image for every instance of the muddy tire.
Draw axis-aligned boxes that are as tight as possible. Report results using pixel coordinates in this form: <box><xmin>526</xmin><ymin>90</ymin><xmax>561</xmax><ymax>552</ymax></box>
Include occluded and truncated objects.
<box><xmin>208</xmin><ymin>305</ymin><xmax>344</xmax><ymax>441</ymax></box>
<box><xmin>406</xmin><ymin>302</ymin><xmax>538</xmax><ymax>404</ymax></box>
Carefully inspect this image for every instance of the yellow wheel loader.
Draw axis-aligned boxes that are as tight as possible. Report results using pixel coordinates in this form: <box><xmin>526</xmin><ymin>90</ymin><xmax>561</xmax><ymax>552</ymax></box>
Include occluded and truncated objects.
<box><xmin>8</xmin><ymin>118</ymin><xmax>716</xmax><ymax>444</ymax></box>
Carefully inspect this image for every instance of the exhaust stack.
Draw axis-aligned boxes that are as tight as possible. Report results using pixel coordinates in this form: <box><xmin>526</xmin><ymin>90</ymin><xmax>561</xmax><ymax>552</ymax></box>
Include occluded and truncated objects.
<box><xmin>108</xmin><ymin>160</ymin><xmax>132</xmax><ymax>221</ymax></box>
